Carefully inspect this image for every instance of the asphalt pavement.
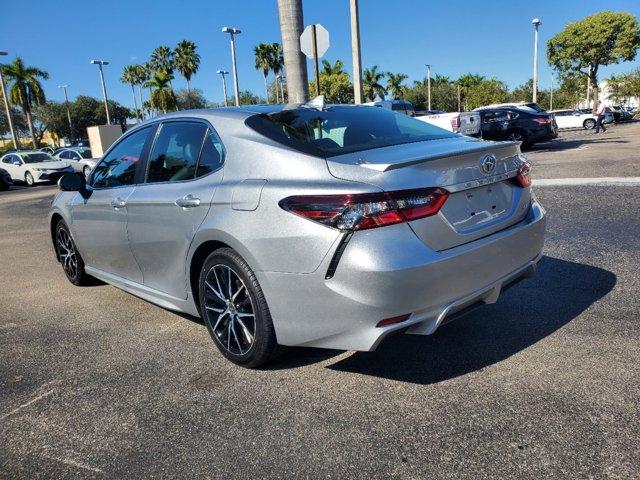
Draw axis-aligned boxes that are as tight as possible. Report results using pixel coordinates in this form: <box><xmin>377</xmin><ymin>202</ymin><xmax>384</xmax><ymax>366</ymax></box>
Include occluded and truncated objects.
<box><xmin>1</xmin><ymin>125</ymin><xmax>639</xmax><ymax>479</ymax></box>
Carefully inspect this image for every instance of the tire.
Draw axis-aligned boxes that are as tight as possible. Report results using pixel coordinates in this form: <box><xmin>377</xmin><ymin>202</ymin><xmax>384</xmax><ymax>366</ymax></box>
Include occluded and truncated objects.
<box><xmin>198</xmin><ymin>248</ymin><xmax>281</xmax><ymax>368</ymax></box>
<box><xmin>583</xmin><ymin>118</ymin><xmax>596</xmax><ymax>130</ymax></box>
<box><xmin>55</xmin><ymin>220</ymin><xmax>90</xmax><ymax>286</ymax></box>
<box><xmin>506</xmin><ymin>130</ymin><xmax>529</xmax><ymax>150</ymax></box>
<box><xmin>25</xmin><ymin>171</ymin><xmax>34</xmax><ymax>186</ymax></box>
<box><xmin>83</xmin><ymin>166</ymin><xmax>91</xmax><ymax>179</ymax></box>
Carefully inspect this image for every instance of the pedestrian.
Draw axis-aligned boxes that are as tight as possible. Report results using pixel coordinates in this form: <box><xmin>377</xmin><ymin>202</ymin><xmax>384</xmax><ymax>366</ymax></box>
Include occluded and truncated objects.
<box><xmin>594</xmin><ymin>100</ymin><xmax>608</xmax><ymax>134</ymax></box>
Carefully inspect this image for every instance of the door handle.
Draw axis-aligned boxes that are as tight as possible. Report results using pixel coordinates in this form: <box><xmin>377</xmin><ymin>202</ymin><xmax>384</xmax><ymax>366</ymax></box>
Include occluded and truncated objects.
<box><xmin>175</xmin><ymin>194</ymin><xmax>201</xmax><ymax>208</ymax></box>
<box><xmin>111</xmin><ymin>198</ymin><xmax>127</xmax><ymax>209</ymax></box>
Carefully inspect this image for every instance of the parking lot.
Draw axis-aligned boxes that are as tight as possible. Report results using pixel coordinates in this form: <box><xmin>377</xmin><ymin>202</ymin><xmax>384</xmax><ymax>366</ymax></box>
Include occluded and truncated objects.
<box><xmin>1</xmin><ymin>123</ymin><xmax>639</xmax><ymax>479</ymax></box>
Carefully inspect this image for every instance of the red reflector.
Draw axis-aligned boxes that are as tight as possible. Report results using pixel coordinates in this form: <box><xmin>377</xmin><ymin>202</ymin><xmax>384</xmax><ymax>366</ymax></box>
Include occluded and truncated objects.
<box><xmin>376</xmin><ymin>314</ymin><xmax>411</xmax><ymax>328</ymax></box>
<box><xmin>516</xmin><ymin>162</ymin><xmax>532</xmax><ymax>187</ymax></box>
<box><xmin>450</xmin><ymin>116</ymin><xmax>461</xmax><ymax>129</ymax></box>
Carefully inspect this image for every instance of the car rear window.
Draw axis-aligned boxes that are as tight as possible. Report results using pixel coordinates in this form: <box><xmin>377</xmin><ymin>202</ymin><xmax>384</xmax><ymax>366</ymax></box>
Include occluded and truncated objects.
<box><xmin>245</xmin><ymin>105</ymin><xmax>456</xmax><ymax>158</ymax></box>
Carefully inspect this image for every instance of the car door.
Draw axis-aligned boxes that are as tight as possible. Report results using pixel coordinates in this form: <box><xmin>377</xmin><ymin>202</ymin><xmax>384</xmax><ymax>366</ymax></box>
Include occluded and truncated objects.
<box><xmin>1</xmin><ymin>155</ymin><xmax>20</xmax><ymax>180</ymax></box>
<box><xmin>125</xmin><ymin>120</ymin><xmax>225</xmax><ymax>299</ymax></box>
<box><xmin>70</xmin><ymin>126</ymin><xmax>155</xmax><ymax>283</ymax></box>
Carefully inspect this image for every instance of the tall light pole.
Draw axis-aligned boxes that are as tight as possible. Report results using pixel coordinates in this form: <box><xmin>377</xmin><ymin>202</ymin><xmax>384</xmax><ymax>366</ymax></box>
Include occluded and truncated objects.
<box><xmin>217</xmin><ymin>70</ymin><xmax>229</xmax><ymax>107</ymax></box>
<box><xmin>90</xmin><ymin>60</ymin><xmax>111</xmax><ymax>124</ymax></box>
<box><xmin>221</xmin><ymin>27</ymin><xmax>241</xmax><ymax>106</ymax></box>
<box><xmin>276</xmin><ymin>75</ymin><xmax>286</xmax><ymax>103</ymax></box>
<box><xmin>549</xmin><ymin>74</ymin><xmax>554</xmax><ymax>111</ymax></box>
<box><xmin>425</xmin><ymin>64</ymin><xmax>432</xmax><ymax>110</ymax></box>
<box><xmin>532</xmin><ymin>18</ymin><xmax>542</xmax><ymax>103</ymax></box>
<box><xmin>0</xmin><ymin>51</ymin><xmax>18</xmax><ymax>149</ymax></box>
<box><xmin>58</xmin><ymin>85</ymin><xmax>74</xmax><ymax>144</ymax></box>
<box><xmin>350</xmin><ymin>0</ymin><xmax>363</xmax><ymax>104</ymax></box>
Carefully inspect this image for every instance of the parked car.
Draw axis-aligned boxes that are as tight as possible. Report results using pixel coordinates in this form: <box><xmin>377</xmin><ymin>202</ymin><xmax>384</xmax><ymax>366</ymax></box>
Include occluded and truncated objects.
<box><xmin>578</xmin><ymin>108</ymin><xmax>615</xmax><ymax>124</ymax></box>
<box><xmin>549</xmin><ymin>109</ymin><xmax>599</xmax><ymax>130</ymax></box>
<box><xmin>474</xmin><ymin>105</ymin><xmax>557</xmax><ymax>150</ymax></box>
<box><xmin>415</xmin><ymin>110</ymin><xmax>481</xmax><ymax>137</ymax></box>
<box><xmin>40</xmin><ymin>146</ymin><xmax>56</xmax><ymax>155</ymax></box>
<box><xmin>611</xmin><ymin>106</ymin><xmax>633</xmax><ymax>123</ymax></box>
<box><xmin>55</xmin><ymin>147</ymin><xmax>98</xmax><ymax>177</ymax></box>
<box><xmin>49</xmin><ymin>105</ymin><xmax>546</xmax><ymax>367</ymax></box>
<box><xmin>0</xmin><ymin>167</ymin><xmax>12</xmax><ymax>191</ymax></box>
<box><xmin>0</xmin><ymin>151</ymin><xmax>74</xmax><ymax>186</ymax></box>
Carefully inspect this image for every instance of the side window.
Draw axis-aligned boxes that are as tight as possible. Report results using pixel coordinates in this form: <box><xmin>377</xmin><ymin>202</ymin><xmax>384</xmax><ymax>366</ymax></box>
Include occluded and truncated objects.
<box><xmin>146</xmin><ymin>122</ymin><xmax>207</xmax><ymax>183</ymax></box>
<box><xmin>196</xmin><ymin>128</ymin><xmax>225</xmax><ymax>177</ymax></box>
<box><xmin>71</xmin><ymin>152</ymin><xmax>81</xmax><ymax>160</ymax></box>
<box><xmin>91</xmin><ymin>127</ymin><xmax>151</xmax><ymax>188</ymax></box>
<box><xmin>2</xmin><ymin>155</ymin><xmax>12</xmax><ymax>164</ymax></box>
<box><xmin>61</xmin><ymin>151</ymin><xmax>71</xmax><ymax>159</ymax></box>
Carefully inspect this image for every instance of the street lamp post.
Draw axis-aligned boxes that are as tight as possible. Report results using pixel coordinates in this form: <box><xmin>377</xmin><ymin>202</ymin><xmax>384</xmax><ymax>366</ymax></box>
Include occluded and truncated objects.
<box><xmin>532</xmin><ymin>18</ymin><xmax>542</xmax><ymax>103</ymax></box>
<box><xmin>425</xmin><ymin>64</ymin><xmax>432</xmax><ymax>110</ymax></box>
<box><xmin>58</xmin><ymin>85</ymin><xmax>74</xmax><ymax>144</ymax></box>
<box><xmin>276</xmin><ymin>75</ymin><xmax>286</xmax><ymax>103</ymax></box>
<box><xmin>0</xmin><ymin>51</ymin><xmax>18</xmax><ymax>149</ymax></box>
<box><xmin>90</xmin><ymin>60</ymin><xmax>111</xmax><ymax>124</ymax></box>
<box><xmin>217</xmin><ymin>70</ymin><xmax>229</xmax><ymax>107</ymax></box>
<box><xmin>221</xmin><ymin>27</ymin><xmax>241</xmax><ymax>106</ymax></box>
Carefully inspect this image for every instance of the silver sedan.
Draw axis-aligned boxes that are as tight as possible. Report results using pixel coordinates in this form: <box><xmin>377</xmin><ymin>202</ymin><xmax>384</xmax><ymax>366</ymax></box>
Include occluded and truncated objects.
<box><xmin>49</xmin><ymin>104</ymin><xmax>546</xmax><ymax>367</ymax></box>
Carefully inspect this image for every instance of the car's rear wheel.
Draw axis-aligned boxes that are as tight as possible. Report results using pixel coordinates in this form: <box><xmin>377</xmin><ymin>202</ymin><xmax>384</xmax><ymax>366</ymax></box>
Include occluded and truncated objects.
<box><xmin>25</xmin><ymin>172</ymin><xmax>34</xmax><ymax>186</ymax></box>
<box><xmin>506</xmin><ymin>130</ymin><xmax>529</xmax><ymax>150</ymax></box>
<box><xmin>55</xmin><ymin>220</ymin><xmax>90</xmax><ymax>286</ymax></box>
<box><xmin>583</xmin><ymin>118</ymin><xmax>596</xmax><ymax>130</ymax></box>
<box><xmin>198</xmin><ymin>248</ymin><xmax>281</xmax><ymax>368</ymax></box>
<box><xmin>83</xmin><ymin>165</ymin><xmax>91</xmax><ymax>178</ymax></box>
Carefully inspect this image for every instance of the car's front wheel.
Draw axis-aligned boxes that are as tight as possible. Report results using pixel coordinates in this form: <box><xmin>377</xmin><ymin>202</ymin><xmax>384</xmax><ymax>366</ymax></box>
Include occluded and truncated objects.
<box><xmin>198</xmin><ymin>248</ymin><xmax>281</xmax><ymax>368</ymax></box>
<box><xmin>583</xmin><ymin>118</ymin><xmax>596</xmax><ymax>130</ymax></box>
<box><xmin>25</xmin><ymin>171</ymin><xmax>34</xmax><ymax>186</ymax></box>
<box><xmin>83</xmin><ymin>165</ymin><xmax>91</xmax><ymax>178</ymax></box>
<box><xmin>55</xmin><ymin>220</ymin><xmax>90</xmax><ymax>286</ymax></box>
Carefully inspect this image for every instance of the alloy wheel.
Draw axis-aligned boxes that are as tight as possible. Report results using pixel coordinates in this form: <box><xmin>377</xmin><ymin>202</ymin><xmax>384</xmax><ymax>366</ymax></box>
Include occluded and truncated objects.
<box><xmin>203</xmin><ymin>264</ymin><xmax>256</xmax><ymax>356</ymax></box>
<box><xmin>25</xmin><ymin>172</ymin><xmax>34</xmax><ymax>186</ymax></box>
<box><xmin>56</xmin><ymin>227</ymin><xmax>78</xmax><ymax>279</ymax></box>
<box><xmin>507</xmin><ymin>132</ymin><xmax>524</xmax><ymax>142</ymax></box>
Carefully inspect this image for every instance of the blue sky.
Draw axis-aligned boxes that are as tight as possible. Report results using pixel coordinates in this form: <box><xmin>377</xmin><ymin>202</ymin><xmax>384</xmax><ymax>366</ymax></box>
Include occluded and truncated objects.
<box><xmin>1</xmin><ymin>0</ymin><xmax>639</xmax><ymax>108</ymax></box>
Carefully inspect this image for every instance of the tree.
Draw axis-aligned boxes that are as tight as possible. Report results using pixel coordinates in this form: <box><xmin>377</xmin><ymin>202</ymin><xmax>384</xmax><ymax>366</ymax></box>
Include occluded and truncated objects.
<box><xmin>144</xmin><ymin>71</ymin><xmax>176</xmax><ymax>113</ymax></box>
<box><xmin>548</xmin><ymin>11</ymin><xmax>640</xmax><ymax>111</ymax></box>
<box><xmin>68</xmin><ymin>96</ymin><xmax>130</xmax><ymax>137</ymax></box>
<box><xmin>309</xmin><ymin>60</ymin><xmax>354</xmax><ymax>103</ymax></box>
<box><xmin>322</xmin><ymin>59</ymin><xmax>345</xmax><ymax>75</ymax></box>
<box><xmin>149</xmin><ymin>45</ymin><xmax>174</xmax><ymax>75</ymax></box>
<box><xmin>511</xmin><ymin>79</ymin><xmax>550</xmax><ymax>109</ymax></box>
<box><xmin>464</xmin><ymin>78</ymin><xmax>510</xmax><ymax>109</ymax></box>
<box><xmin>276</xmin><ymin>0</ymin><xmax>308</xmax><ymax>103</ymax></box>
<box><xmin>176</xmin><ymin>88</ymin><xmax>208</xmax><ymax>110</ymax></box>
<box><xmin>270</xmin><ymin>43</ymin><xmax>284</xmax><ymax>102</ymax></box>
<box><xmin>121</xmin><ymin>65</ymin><xmax>141</xmax><ymax>121</ymax></box>
<box><xmin>130</xmin><ymin>64</ymin><xmax>149</xmax><ymax>120</ymax></box>
<box><xmin>33</xmin><ymin>101</ymin><xmax>70</xmax><ymax>140</ymax></box>
<box><xmin>385</xmin><ymin>72</ymin><xmax>408</xmax><ymax>99</ymax></box>
<box><xmin>254</xmin><ymin>43</ymin><xmax>273</xmax><ymax>103</ymax></box>
<box><xmin>406</xmin><ymin>74</ymin><xmax>458</xmax><ymax>111</ymax></box>
<box><xmin>229</xmin><ymin>90</ymin><xmax>265</xmax><ymax>106</ymax></box>
<box><xmin>606</xmin><ymin>69</ymin><xmax>640</xmax><ymax>104</ymax></box>
<box><xmin>174</xmin><ymin>40</ymin><xmax>200</xmax><ymax>97</ymax></box>
<box><xmin>1</xmin><ymin>57</ymin><xmax>49</xmax><ymax>147</ymax></box>
<box><xmin>362</xmin><ymin>65</ymin><xmax>386</xmax><ymax>101</ymax></box>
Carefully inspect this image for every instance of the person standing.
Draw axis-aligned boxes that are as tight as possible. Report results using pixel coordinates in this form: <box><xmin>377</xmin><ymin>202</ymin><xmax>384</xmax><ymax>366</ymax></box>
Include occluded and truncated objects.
<box><xmin>595</xmin><ymin>101</ymin><xmax>608</xmax><ymax>133</ymax></box>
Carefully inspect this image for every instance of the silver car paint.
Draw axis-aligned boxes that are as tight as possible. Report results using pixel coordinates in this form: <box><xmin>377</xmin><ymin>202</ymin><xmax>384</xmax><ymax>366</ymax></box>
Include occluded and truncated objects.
<box><xmin>50</xmin><ymin>107</ymin><xmax>546</xmax><ymax>351</ymax></box>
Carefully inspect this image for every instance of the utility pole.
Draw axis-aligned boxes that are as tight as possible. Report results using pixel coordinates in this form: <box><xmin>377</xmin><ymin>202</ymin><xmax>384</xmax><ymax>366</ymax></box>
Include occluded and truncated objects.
<box><xmin>532</xmin><ymin>18</ymin><xmax>541</xmax><ymax>103</ymax></box>
<box><xmin>277</xmin><ymin>0</ymin><xmax>309</xmax><ymax>103</ymax></box>
<box><xmin>221</xmin><ymin>27</ymin><xmax>241</xmax><ymax>106</ymax></box>
<box><xmin>425</xmin><ymin>64</ymin><xmax>432</xmax><ymax>110</ymax></box>
<box><xmin>586</xmin><ymin>75</ymin><xmax>591</xmax><ymax>108</ymax></box>
<box><xmin>90</xmin><ymin>60</ymin><xmax>111</xmax><ymax>124</ymax></box>
<box><xmin>58</xmin><ymin>85</ymin><xmax>74</xmax><ymax>143</ymax></box>
<box><xmin>457</xmin><ymin>84</ymin><xmax>461</xmax><ymax>112</ymax></box>
<box><xmin>350</xmin><ymin>0</ymin><xmax>363</xmax><ymax>104</ymax></box>
<box><xmin>217</xmin><ymin>70</ymin><xmax>229</xmax><ymax>107</ymax></box>
<box><xmin>549</xmin><ymin>74</ymin><xmax>553</xmax><ymax>111</ymax></box>
<box><xmin>0</xmin><ymin>51</ymin><xmax>18</xmax><ymax>149</ymax></box>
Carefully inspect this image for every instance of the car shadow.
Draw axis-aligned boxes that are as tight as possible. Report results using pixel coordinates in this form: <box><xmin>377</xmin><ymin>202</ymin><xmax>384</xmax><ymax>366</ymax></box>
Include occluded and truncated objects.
<box><xmin>530</xmin><ymin>137</ymin><xmax>628</xmax><ymax>152</ymax></box>
<box><xmin>273</xmin><ymin>256</ymin><xmax>616</xmax><ymax>383</ymax></box>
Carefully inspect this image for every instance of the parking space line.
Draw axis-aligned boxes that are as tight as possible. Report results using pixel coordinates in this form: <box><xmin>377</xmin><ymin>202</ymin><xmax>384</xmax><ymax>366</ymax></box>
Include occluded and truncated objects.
<box><xmin>0</xmin><ymin>380</ymin><xmax>60</xmax><ymax>420</ymax></box>
<box><xmin>536</xmin><ymin>177</ymin><xmax>640</xmax><ymax>187</ymax></box>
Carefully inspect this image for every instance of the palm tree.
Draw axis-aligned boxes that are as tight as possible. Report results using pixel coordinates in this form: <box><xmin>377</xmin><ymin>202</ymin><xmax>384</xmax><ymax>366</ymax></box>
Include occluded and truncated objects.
<box><xmin>121</xmin><ymin>65</ymin><xmax>141</xmax><ymax>121</ymax></box>
<box><xmin>174</xmin><ymin>40</ymin><xmax>200</xmax><ymax>97</ymax></box>
<box><xmin>386</xmin><ymin>72</ymin><xmax>408</xmax><ymax>99</ymax></box>
<box><xmin>131</xmin><ymin>65</ymin><xmax>149</xmax><ymax>119</ymax></box>
<box><xmin>363</xmin><ymin>65</ymin><xmax>386</xmax><ymax>101</ymax></box>
<box><xmin>276</xmin><ymin>0</ymin><xmax>308</xmax><ymax>103</ymax></box>
<box><xmin>1</xmin><ymin>57</ymin><xmax>49</xmax><ymax>148</ymax></box>
<box><xmin>322</xmin><ymin>59</ymin><xmax>345</xmax><ymax>75</ymax></box>
<box><xmin>144</xmin><ymin>71</ymin><xmax>176</xmax><ymax>113</ymax></box>
<box><xmin>254</xmin><ymin>43</ymin><xmax>273</xmax><ymax>103</ymax></box>
<box><xmin>270</xmin><ymin>43</ymin><xmax>284</xmax><ymax>102</ymax></box>
<box><xmin>149</xmin><ymin>45</ymin><xmax>174</xmax><ymax>74</ymax></box>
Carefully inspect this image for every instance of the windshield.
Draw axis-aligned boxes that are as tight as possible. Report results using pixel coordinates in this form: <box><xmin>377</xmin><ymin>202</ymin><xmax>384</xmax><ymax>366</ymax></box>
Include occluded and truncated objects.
<box><xmin>245</xmin><ymin>105</ymin><xmax>456</xmax><ymax>158</ymax></box>
<box><xmin>21</xmin><ymin>153</ymin><xmax>56</xmax><ymax>163</ymax></box>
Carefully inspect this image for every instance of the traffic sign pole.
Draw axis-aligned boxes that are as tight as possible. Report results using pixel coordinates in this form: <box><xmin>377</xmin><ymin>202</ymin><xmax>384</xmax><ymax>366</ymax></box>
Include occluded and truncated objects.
<box><xmin>312</xmin><ymin>25</ymin><xmax>320</xmax><ymax>97</ymax></box>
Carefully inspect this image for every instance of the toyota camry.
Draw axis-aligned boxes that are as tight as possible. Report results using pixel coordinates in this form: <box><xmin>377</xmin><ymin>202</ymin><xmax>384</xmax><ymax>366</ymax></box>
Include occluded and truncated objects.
<box><xmin>49</xmin><ymin>103</ymin><xmax>546</xmax><ymax>367</ymax></box>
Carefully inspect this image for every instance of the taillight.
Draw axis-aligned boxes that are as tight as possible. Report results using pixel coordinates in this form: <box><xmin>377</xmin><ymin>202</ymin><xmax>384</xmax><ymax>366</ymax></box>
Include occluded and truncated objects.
<box><xmin>279</xmin><ymin>188</ymin><xmax>449</xmax><ymax>231</ymax></box>
<box><xmin>450</xmin><ymin>116</ymin><xmax>461</xmax><ymax>129</ymax></box>
<box><xmin>516</xmin><ymin>162</ymin><xmax>532</xmax><ymax>187</ymax></box>
<box><xmin>532</xmin><ymin>117</ymin><xmax>551</xmax><ymax>125</ymax></box>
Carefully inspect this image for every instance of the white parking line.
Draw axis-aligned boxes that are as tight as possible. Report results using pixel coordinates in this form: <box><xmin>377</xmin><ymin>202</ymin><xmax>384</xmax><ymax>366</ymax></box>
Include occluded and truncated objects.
<box><xmin>536</xmin><ymin>177</ymin><xmax>640</xmax><ymax>187</ymax></box>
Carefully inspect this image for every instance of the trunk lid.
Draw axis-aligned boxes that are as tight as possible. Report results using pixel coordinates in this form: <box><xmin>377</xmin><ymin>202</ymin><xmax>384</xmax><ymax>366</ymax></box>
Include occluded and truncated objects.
<box><xmin>325</xmin><ymin>136</ymin><xmax>531</xmax><ymax>251</ymax></box>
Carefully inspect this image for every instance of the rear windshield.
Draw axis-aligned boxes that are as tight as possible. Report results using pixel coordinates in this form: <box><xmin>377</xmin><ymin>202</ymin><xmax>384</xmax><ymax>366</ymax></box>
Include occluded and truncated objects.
<box><xmin>245</xmin><ymin>105</ymin><xmax>456</xmax><ymax>157</ymax></box>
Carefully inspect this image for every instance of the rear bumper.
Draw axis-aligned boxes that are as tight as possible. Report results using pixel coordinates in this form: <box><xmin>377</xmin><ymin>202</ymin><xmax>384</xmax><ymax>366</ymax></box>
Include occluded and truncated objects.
<box><xmin>258</xmin><ymin>198</ymin><xmax>547</xmax><ymax>351</ymax></box>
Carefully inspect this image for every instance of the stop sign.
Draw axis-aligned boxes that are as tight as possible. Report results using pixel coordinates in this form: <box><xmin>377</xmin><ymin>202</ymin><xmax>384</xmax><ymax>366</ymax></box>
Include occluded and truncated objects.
<box><xmin>300</xmin><ymin>24</ymin><xmax>330</xmax><ymax>59</ymax></box>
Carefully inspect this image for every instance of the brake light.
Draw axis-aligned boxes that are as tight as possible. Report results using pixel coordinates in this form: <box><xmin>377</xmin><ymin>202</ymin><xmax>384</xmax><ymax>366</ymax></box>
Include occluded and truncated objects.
<box><xmin>516</xmin><ymin>162</ymin><xmax>532</xmax><ymax>187</ymax></box>
<box><xmin>532</xmin><ymin>117</ymin><xmax>551</xmax><ymax>125</ymax></box>
<box><xmin>450</xmin><ymin>116</ymin><xmax>461</xmax><ymax>129</ymax></box>
<box><xmin>279</xmin><ymin>188</ymin><xmax>449</xmax><ymax>231</ymax></box>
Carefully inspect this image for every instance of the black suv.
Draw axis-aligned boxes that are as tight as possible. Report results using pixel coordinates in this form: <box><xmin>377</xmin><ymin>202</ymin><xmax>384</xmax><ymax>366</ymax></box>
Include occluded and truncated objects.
<box><xmin>475</xmin><ymin>104</ymin><xmax>557</xmax><ymax>150</ymax></box>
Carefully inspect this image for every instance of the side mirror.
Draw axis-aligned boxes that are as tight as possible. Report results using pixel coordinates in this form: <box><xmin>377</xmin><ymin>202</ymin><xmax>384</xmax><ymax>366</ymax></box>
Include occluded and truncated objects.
<box><xmin>58</xmin><ymin>172</ymin><xmax>86</xmax><ymax>192</ymax></box>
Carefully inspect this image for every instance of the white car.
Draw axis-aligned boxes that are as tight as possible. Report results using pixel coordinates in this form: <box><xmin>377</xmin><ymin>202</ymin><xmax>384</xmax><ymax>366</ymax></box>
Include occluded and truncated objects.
<box><xmin>55</xmin><ymin>147</ymin><xmax>99</xmax><ymax>177</ymax></box>
<box><xmin>0</xmin><ymin>151</ymin><xmax>74</xmax><ymax>186</ymax></box>
<box><xmin>550</xmin><ymin>109</ymin><xmax>600</xmax><ymax>130</ymax></box>
<box><xmin>415</xmin><ymin>111</ymin><xmax>481</xmax><ymax>136</ymax></box>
